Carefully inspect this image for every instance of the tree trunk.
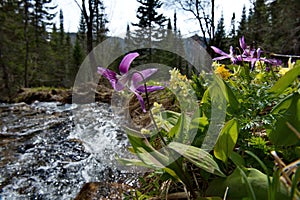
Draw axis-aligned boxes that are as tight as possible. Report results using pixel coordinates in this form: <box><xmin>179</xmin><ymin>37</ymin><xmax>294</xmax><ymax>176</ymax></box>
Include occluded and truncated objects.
<box><xmin>24</xmin><ymin>0</ymin><xmax>29</xmax><ymax>87</ymax></box>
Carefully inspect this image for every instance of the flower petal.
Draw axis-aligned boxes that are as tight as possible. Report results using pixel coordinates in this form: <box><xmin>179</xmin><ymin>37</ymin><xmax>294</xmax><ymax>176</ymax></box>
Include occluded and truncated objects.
<box><xmin>119</xmin><ymin>52</ymin><xmax>139</xmax><ymax>75</ymax></box>
<box><xmin>211</xmin><ymin>46</ymin><xmax>229</xmax><ymax>57</ymax></box>
<box><xmin>135</xmin><ymin>85</ymin><xmax>164</xmax><ymax>93</ymax></box>
<box><xmin>130</xmin><ymin>89</ymin><xmax>147</xmax><ymax>112</ymax></box>
<box><xmin>97</xmin><ymin>67</ymin><xmax>120</xmax><ymax>90</ymax></box>
<box><xmin>212</xmin><ymin>56</ymin><xmax>230</xmax><ymax>61</ymax></box>
<box><xmin>256</xmin><ymin>48</ymin><xmax>262</xmax><ymax>59</ymax></box>
<box><xmin>239</xmin><ymin>36</ymin><xmax>247</xmax><ymax>50</ymax></box>
<box><xmin>131</xmin><ymin>68</ymin><xmax>158</xmax><ymax>85</ymax></box>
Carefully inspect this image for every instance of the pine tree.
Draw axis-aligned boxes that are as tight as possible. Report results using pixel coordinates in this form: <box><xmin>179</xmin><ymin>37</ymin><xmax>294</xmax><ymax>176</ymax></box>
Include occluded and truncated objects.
<box><xmin>77</xmin><ymin>0</ymin><xmax>109</xmax><ymax>53</ymax></box>
<box><xmin>268</xmin><ymin>0</ymin><xmax>300</xmax><ymax>54</ymax></box>
<box><xmin>237</xmin><ymin>5</ymin><xmax>247</xmax><ymax>38</ymax></box>
<box><xmin>0</xmin><ymin>0</ymin><xmax>25</xmax><ymax>99</ymax></box>
<box><xmin>132</xmin><ymin>0</ymin><xmax>167</xmax><ymax>63</ymax></box>
<box><xmin>214</xmin><ymin>13</ymin><xmax>226</xmax><ymax>51</ymax></box>
<box><xmin>247</xmin><ymin>0</ymin><xmax>269</xmax><ymax>46</ymax></box>
<box><xmin>77</xmin><ymin>12</ymin><xmax>87</xmax><ymax>53</ymax></box>
<box><xmin>93</xmin><ymin>0</ymin><xmax>109</xmax><ymax>44</ymax></box>
<box><xmin>124</xmin><ymin>24</ymin><xmax>134</xmax><ymax>51</ymax></box>
<box><xmin>59</xmin><ymin>9</ymin><xmax>65</xmax><ymax>45</ymax></box>
<box><xmin>228</xmin><ymin>12</ymin><xmax>237</xmax><ymax>46</ymax></box>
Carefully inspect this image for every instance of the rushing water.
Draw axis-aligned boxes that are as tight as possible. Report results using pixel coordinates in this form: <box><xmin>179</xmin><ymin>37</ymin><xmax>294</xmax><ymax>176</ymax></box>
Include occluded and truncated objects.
<box><xmin>0</xmin><ymin>102</ymin><xmax>140</xmax><ymax>199</ymax></box>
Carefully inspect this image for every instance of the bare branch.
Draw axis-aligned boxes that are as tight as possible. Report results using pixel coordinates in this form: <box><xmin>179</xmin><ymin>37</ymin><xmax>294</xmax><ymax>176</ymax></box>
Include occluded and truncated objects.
<box><xmin>73</xmin><ymin>0</ymin><xmax>82</xmax><ymax>11</ymax></box>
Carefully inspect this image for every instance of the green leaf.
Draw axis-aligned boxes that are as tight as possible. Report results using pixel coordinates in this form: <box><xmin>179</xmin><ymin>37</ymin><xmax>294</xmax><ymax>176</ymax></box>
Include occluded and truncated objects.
<box><xmin>206</xmin><ymin>168</ymin><xmax>289</xmax><ymax>200</ymax></box>
<box><xmin>168</xmin><ymin>142</ymin><xmax>226</xmax><ymax>177</ymax></box>
<box><xmin>116</xmin><ymin>156</ymin><xmax>149</xmax><ymax>168</ymax></box>
<box><xmin>290</xmin><ymin>166</ymin><xmax>300</xmax><ymax>200</ymax></box>
<box><xmin>214</xmin><ymin>118</ymin><xmax>239</xmax><ymax>164</ymax></box>
<box><xmin>190</xmin><ymin>116</ymin><xmax>209</xmax><ymax>132</ymax></box>
<box><xmin>169</xmin><ymin>114</ymin><xmax>185</xmax><ymax>139</ymax></box>
<box><xmin>125</xmin><ymin>128</ymin><xmax>169</xmax><ymax>168</ymax></box>
<box><xmin>269</xmin><ymin>64</ymin><xmax>300</xmax><ymax>97</ymax></box>
<box><xmin>161</xmin><ymin>110</ymin><xmax>181</xmax><ymax>126</ymax></box>
<box><xmin>125</xmin><ymin>128</ymin><xmax>184</xmax><ymax>182</ymax></box>
<box><xmin>237</xmin><ymin>166</ymin><xmax>257</xmax><ymax>200</ymax></box>
<box><xmin>214</xmin><ymin>75</ymin><xmax>240</xmax><ymax>111</ymax></box>
<box><xmin>267</xmin><ymin>93</ymin><xmax>300</xmax><ymax>145</ymax></box>
<box><xmin>229</xmin><ymin>151</ymin><xmax>245</xmax><ymax>167</ymax></box>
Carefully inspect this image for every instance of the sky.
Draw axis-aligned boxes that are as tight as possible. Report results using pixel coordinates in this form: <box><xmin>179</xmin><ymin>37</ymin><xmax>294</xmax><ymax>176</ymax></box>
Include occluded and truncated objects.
<box><xmin>57</xmin><ymin>0</ymin><xmax>251</xmax><ymax>38</ymax></box>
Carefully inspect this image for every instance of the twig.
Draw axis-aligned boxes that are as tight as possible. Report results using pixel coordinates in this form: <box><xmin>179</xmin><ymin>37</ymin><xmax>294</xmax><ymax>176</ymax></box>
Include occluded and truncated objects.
<box><xmin>269</xmin><ymin>53</ymin><xmax>300</xmax><ymax>59</ymax></box>
<box><xmin>271</xmin><ymin>151</ymin><xmax>292</xmax><ymax>186</ymax></box>
<box><xmin>286</xmin><ymin>122</ymin><xmax>300</xmax><ymax>139</ymax></box>
<box><xmin>223</xmin><ymin>187</ymin><xmax>229</xmax><ymax>200</ymax></box>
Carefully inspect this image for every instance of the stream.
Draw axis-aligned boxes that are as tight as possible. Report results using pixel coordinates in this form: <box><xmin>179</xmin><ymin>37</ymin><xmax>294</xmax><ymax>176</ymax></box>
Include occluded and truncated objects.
<box><xmin>0</xmin><ymin>102</ymin><xmax>140</xmax><ymax>199</ymax></box>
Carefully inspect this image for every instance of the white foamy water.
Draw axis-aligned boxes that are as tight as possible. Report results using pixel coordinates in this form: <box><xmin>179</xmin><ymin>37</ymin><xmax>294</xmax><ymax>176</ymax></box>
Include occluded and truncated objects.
<box><xmin>0</xmin><ymin>102</ymin><xmax>141</xmax><ymax>199</ymax></box>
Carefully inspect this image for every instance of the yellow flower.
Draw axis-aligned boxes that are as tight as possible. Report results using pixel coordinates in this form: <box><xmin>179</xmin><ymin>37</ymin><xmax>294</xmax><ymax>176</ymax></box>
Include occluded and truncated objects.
<box><xmin>278</xmin><ymin>58</ymin><xmax>295</xmax><ymax>76</ymax></box>
<box><xmin>141</xmin><ymin>128</ymin><xmax>150</xmax><ymax>135</ymax></box>
<box><xmin>215</xmin><ymin>65</ymin><xmax>231</xmax><ymax>80</ymax></box>
<box><xmin>278</xmin><ymin>67</ymin><xmax>290</xmax><ymax>75</ymax></box>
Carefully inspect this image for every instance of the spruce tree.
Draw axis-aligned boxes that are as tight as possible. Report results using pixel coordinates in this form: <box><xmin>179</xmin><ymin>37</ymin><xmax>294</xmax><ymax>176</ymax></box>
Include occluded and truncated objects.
<box><xmin>132</xmin><ymin>0</ymin><xmax>167</xmax><ymax>63</ymax></box>
<box><xmin>228</xmin><ymin>12</ymin><xmax>237</xmax><ymax>46</ymax></box>
<box><xmin>214</xmin><ymin>13</ymin><xmax>226</xmax><ymax>51</ymax></box>
<box><xmin>247</xmin><ymin>0</ymin><xmax>269</xmax><ymax>46</ymax></box>
<box><xmin>132</xmin><ymin>0</ymin><xmax>167</xmax><ymax>46</ymax></box>
<box><xmin>237</xmin><ymin>5</ymin><xmax>247</xmax><ymax>38</ymax></box>
<box><xmin>0</xmin><ymin>0</ymin><xmax>25</xmax><ymax>98</ymax></box>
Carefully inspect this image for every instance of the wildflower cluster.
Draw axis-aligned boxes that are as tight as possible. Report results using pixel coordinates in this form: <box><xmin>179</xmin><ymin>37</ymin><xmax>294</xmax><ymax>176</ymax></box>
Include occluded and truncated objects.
<box><xmin>169</xmin><ymin>68</ymin><xmax>192</xmax><ymax>96</ymax></box>
<box><xmin>213</xmin><ymin>62</ymin><xmax>231</xmax><ymax>80</ymax></box>
<box><xmin>169</xmin><ymin>68</ymin><xmax>197</xmax><ymax>111</ymax></box>
<box><xmin>211</xmin><ymin>36</ymin><xmax>282</xmax><ymax>70</ymax></box>
<box><xmin>151</xmin><ymin>102</ymin><xmax>166</xmax><ymax>130</ymax></box>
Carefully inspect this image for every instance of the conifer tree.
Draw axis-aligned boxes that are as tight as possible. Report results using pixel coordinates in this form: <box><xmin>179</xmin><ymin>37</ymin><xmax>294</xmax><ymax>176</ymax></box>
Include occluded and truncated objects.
<box><xmin>228</xmin><ymin>12</ymin><xmax>237</xmax><ymax>46</ymax></box>
<box><xmin>74</xmin><ymin>0</ymin><xmax>109</xmax><ymax>53</ymax></box>
<box><xmin>124</xmin><ymin>24</ymin><xmax>134</xmax><ymax>51</ymax></box>
<box><xmin>132</xmin><ymin>0</ymin><xmax>167</xmax><ymax>63</ymax></box>
<box><xmin>237</xmin><ymin>5</ymin><xmax>247</xmax><ymax>38</ymax></box>
<box><xmin>132</xmin><ymin>0</ymin><xmax>167</xmax><ymax>48</ymax></box>
<box><xmin>214</xmin><ymin>13</ymin><xmax>226</xmax><ymax>51</ymax></box>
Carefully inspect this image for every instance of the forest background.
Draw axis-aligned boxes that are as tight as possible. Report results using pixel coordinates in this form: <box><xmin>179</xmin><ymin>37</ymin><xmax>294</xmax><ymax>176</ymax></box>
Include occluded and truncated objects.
<box><xmin>0</xmin><ymin>0</ymin><xmax>299</xmax><ymax>102</ymax></box>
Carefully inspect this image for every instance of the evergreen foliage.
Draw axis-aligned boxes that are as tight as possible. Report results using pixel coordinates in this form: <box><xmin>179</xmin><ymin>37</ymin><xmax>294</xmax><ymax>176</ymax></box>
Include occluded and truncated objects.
<box><xmin>0</xmin><ymin>0</ymin><xmax>300</xmax><ymax>102</ymax></box>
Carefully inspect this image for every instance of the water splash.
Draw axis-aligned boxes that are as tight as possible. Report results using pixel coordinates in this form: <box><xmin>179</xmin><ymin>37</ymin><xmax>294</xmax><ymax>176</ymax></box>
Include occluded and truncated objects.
<box><xmin>0</xmin><ymin>102</ymin><xmax>141</xmax><ymax>199</ymax></box>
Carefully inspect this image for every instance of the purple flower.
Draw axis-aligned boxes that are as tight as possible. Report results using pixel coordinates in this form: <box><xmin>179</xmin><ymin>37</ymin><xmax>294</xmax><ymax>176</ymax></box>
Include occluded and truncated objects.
<box><xmin>97</xmin><ymin>52</ymin><xmax>164</xmax><ymax>112</ymax></box>
<box><xmin>243</xmin><ymin>48</ymin><xmax>263</xmax><ymax>70</ymax></box>
<box><xmin>211</xmin><ymin>36</ymin><xmax>282</xmax><ymax>72</ymax></box>
<box><xmin>239</xmin><ymin>36</ymin><xmax>282</xmax><ymax>68</ymax></box>
<box><xmin>211</xmin><ymin>46</ymin><xmax>240</xmax><ymax>64</ymax></box>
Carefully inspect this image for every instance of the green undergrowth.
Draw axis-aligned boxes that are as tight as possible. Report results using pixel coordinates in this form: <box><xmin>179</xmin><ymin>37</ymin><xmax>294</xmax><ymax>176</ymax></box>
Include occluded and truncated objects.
<box><xmin>120</xmin><ymin>59</ymin><xmax>300</xmax><ymax>199</ymax></box>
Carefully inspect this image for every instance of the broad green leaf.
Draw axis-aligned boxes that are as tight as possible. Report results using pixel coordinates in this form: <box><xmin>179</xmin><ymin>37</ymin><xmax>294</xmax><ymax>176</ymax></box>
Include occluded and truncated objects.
<box><xmin>169</xmin><ymin>113</ymin><xmax>193</xmax><ymax>143</ymax></box>
<box><xmin>267</xmin><ymin>93</ymin><xmax>300</xmax><ymax>145</ymax></box>
<box><xmin>206</xmin><ymin>168</ymin><xmax>289</xmax><ymax>200</ymax></box>
<box><xmin>269</xmin><ymin>63</ymin><xmax>300</xmax><ymax>97</ymax></box>
<box><xmin>126</xmin><ymin>128</ymin><xmax>169</xmax><ymax>168</ymax></box>
<box><xmin>214</xmin><ymin>118</ymin><xmax>239</xmax><ymax>164</ymax></box>
<box><xmin>214</xmin><ymin>75</ymin><xmax>240</xmax><ymax>111</ymax></box>
<box><xmin>229</xmin><ymin>151</ymin><xmax>245</xmax><ymax>167</ymax></box>
<box><xmin>197</xmin><ymin>197</ymin><xmax>222</xmax><ymax>200</ymax></box>
<box><xmin>161</xmin><ymin>110</ymin><xmax>181</xmax><ymax>126</ymax></box>
<box><xmin>237</xmin><ymin>166</ymin><xmax>257</xmax><ymax>200</ymax></box>
<box><xmin>168</xmin><ymin>142</ymin><xmax>226</xmax><ymax>177</ymax></box>
<box><xmin>190</xmin><ymin>116</ymin><xmax>209</xmax><ymax>131</ymax></box>
<box><xmin>125</xmin><ymin>128</ymin><xmax>186</xmax><ymax>182</ymax></box>
<box><xmin>116</xmin><ymin>156</ymin><xmax>149</xmax><ymax>168</ymax></box>
<box><xmin>169</xmin><ymin>114</ymin><xmax>185</xmax><ymax>139</ymax></box>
